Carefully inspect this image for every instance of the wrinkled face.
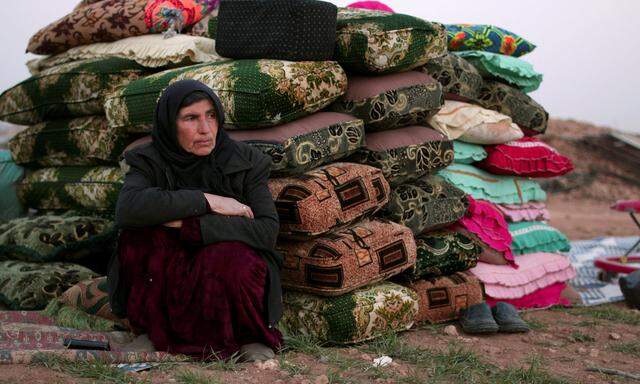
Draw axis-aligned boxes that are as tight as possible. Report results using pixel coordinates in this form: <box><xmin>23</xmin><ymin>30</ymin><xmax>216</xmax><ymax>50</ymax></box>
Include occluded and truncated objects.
<box><xmin>176</xmin><ymin>99</ymin><xmax>218</xmax><ymax>156</ymax></box>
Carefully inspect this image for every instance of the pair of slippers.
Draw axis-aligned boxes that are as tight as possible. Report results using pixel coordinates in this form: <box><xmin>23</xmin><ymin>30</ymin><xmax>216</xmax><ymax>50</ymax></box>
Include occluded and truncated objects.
<box><xmin>460</xmin><ymin>302</ymin><xmax>530</xmax><ymax>334</ymax></box>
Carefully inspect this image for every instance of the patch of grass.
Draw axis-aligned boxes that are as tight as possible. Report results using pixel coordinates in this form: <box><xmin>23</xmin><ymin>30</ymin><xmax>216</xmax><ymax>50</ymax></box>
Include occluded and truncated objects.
<box><xmin>569</xmin><ymin>331</ymin><xmax>596</xmax><ymax>343</ymax></box>
<box><xmin>326</xmin><ymin>369</ymin><xmax>353</xmax><ymax>384</ymax></box>
<box><xmin>556</xmin><ymin>305</ymin><xmax>640</xmax><ymax>326</ymax></box>
<box><xmin>175</xmin><ymin>369</ymin><xmax>221</xmax><ymax>384</ymax></box>
<box><xmin>611</xmin><ymin>341</ymin><xmax>640</xmax><ymax>358</ymax></box>
<box><xmin>575</xmin><ymin>319</ymin><xmax>600</xmax><ymax>327</ymax></box>
<box><xmin>491</xmin><ymin>355</ymin><xmax>570</xmax><ymax>384</ymax></box>
<box><xmin>200</xmin><ymin>350</ymin><xmax>243</xmax><ymax>372</ymax></box>
<box><xmin>282</xmin><ymin>333</ymin><xmax>326</xmax><ymax>357</ymax></box>
<box><xmin>522</xmin><ymin>317</ymin><xmax>547</xmax><ymax>331</ymax></box>
<box><xmin>278</xmin><ymin>355</ymin><xmax>310</xmax><ymax>377</ymax></box>
<box><xmin>31</xmin><ymin>353</ymin><xmax>147</xmax><ymax>384</ymax></box>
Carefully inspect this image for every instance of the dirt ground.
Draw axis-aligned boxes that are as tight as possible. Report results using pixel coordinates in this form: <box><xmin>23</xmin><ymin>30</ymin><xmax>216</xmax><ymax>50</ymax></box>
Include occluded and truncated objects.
<box><xmin>1</xmin><ymin>119</ymin><xmax>640</xmax><ymax>383</ymax></box>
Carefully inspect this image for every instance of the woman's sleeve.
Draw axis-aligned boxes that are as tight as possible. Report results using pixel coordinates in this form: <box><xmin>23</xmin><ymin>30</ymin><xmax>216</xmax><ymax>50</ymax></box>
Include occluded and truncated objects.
<box><xmin>115</xmin><ymin>152</ymin><xmax>209</xmax><ymax>228</ymax></box>
<box><xmin>198</xmin><ymin>154</ymin><xmax>279</xmax><ymax>251</ymax></box>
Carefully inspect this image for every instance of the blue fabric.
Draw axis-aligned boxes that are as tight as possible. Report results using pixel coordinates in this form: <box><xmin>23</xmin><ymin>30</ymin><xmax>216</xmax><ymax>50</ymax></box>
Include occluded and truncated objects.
<box><xmin>0</xmin><ymin>150</ymin><xmax>24</xmax><ymax>222</ymax></box>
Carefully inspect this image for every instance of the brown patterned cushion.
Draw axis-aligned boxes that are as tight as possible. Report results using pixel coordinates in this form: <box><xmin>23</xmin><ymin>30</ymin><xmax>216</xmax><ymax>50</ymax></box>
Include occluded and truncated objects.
<box><xmin>330</xmin><ymin>71</ymin><xmax>443</xmax><ymax>132</ymax></box>
<box><xmin>269</xmin><ymin>163</ymin><xmax>390</xmax><ymax>239</ymax></box>
<box><xmin>27</xmin><ymin>0</ymin><xmax>148</xmax><ymax>55</ymax></box>
<box><xmin>406</xmin><ymin>272</ymin><xmax>484</xmax><ymax>324</ymax></box>
<box><xmin>347</xmin><ymin>125</ymin><xmax>454</xmax><ymax>186</ymax></box>
<box><xmin>278</xmin><ymin>218</ymin><xmax>416</xmax><ymax>296</ymax></box>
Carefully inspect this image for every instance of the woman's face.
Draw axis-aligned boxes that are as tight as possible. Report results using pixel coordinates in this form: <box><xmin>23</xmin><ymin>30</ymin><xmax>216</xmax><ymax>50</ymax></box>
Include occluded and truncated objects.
<box><xmin>175</xmin><ymin>99</ymin><xmax>218</xmax><ymax>156</ymax></box>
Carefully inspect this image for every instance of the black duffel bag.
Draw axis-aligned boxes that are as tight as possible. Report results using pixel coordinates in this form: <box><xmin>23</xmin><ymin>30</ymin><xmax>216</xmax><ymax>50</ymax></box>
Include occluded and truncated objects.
<box><xmin>215</xmin><ymin>0</ymin><xmax>337</xmax><ymax>61</ymax></box>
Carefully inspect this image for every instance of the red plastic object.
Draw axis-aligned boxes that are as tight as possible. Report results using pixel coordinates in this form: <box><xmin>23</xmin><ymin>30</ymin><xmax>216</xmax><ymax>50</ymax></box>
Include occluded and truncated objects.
<box><xmin>611</xmin><ymin>200</ymin><xmax>640</xmax><ymax>214</ymax></box>
<box><xmin>594</xmin><ymin>256</ymin><xmax>640</xmax><ymax>274</ymax></box>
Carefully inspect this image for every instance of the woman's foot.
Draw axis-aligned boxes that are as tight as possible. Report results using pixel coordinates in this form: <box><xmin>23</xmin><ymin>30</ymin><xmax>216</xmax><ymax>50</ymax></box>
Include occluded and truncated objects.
<box><xmin>239</xmin><ymin>343</ymin><xmax>275</xmax><ymax>362</ymax></box>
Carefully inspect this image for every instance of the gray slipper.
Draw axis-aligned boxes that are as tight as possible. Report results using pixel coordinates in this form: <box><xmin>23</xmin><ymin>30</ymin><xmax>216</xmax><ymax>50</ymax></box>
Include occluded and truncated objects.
<box><xmin>239</xmin><ymin>343</ymin><xmax>275</xmax><ymax>362</ymax></box>
<box><xmin>460</xmin><ymin>302</ymin><xmax>499</xmax><ymax>334</ymax></box>
<box><xmin>492</xmin><ymin>302</ymin><xmax>530</xmax><ymax>333</ymax></box>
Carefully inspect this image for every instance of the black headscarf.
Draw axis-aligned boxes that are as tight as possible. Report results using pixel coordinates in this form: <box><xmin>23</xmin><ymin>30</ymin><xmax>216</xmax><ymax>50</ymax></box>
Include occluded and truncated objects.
<box><xmin>152</xmin><ymin>80</ymin><xmax>236</xmax><ymax>197</ymax></box>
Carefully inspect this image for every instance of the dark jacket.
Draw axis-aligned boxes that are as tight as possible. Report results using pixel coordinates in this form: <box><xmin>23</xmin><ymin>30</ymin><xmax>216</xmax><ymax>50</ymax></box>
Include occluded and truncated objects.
<box><xmin>107</xmin><ymin>139</ymin><xmax>283</xmax><ymax>328</ymax></box>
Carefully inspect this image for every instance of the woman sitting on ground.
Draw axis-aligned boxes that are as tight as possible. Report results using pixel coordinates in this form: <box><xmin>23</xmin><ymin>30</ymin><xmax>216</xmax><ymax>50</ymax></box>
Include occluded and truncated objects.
<box><xmin>107</xmin><ymin>80</ymin><xmax>283</xmax><ymax>361</ymax></box>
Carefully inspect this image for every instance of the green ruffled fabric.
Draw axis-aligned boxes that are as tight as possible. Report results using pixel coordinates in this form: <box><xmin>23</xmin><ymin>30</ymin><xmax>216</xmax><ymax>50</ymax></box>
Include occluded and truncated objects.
<box><xmin>509</xmin><ymin>221</ymin><xmax>571</xmax><ymax>255</ymax></box>
<box><xmin>453</xmin><ymin>141</ymin><xmax>487</xmax><ymax>164</ymax></box>
<box><xmin>455</xmin><ymin>51</ymin><xmax>543</xmax><ymax>93</ymax></box>
<box><xmin>438</xmin><ymin>163</ymin><xmax>546</xmax><ymax>204</ymax></box>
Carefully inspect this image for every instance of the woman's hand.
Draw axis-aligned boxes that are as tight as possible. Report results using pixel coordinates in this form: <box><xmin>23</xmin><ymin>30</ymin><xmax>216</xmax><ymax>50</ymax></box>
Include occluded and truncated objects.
<box><xmin>163</xmin><ymin>220</ymin><xmax>183</xmax><ymax>228</ymax></box>
<box><xmin>204</xmin><ymin>193</ymin><xmax>254</xmax><ymax>219</ymax></box>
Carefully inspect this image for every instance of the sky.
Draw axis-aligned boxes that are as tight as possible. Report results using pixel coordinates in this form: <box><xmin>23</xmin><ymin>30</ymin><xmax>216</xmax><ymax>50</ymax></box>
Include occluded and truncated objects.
<box><xmin>1</xmin><ymin>1</ymin><xmax>638</xmax><ymax>133</ymax></box>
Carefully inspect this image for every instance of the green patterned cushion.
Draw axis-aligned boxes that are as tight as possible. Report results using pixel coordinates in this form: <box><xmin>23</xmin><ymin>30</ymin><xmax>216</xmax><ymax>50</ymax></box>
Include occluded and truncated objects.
<box><xmin>334</xmin><ymin>8</ymin><xmax>447</xmax><ymax>74</ymax></box>
<box><xmin>420</xmin><ymin>53</ymin><xmax>483</xmax><ymax>102</ymax></box>
<box><xmin>0</xmin><ymin>260</ymin><xmax>97</xmax><ymax>310</ymax></box>
<box><xmin>348</xmin><ymin>125</ymin><xmax>453</xmax><ymax>186</ymax></box>
<box><xmin>17</xmin><ymin>166</ymin><xmax>124</xmax><ymax>212</ymax></box>
<box><xmin>281</xmin><ymin>281</ymin><xmax>418</xmax><ymax>344</ymax></box>
<box><xmin>9</xmin><ymin>116</ymin><xmax>131</xmax><ymax>167</ymax></box>
<box><xmin>381</xmin><ymin>175</ymin><xmax>469</xmax><ymax>235</ymax></box>
<box><xmin>453</xmin><ymin>141</ymin><xmax>487</xmax><ymax>164</ymax></box>
<box><xmin>105</xmin><ymin>59</ymin><xmax>348</xmax><ymax>132</ymax></box>
<box><xmin>0</xmin><ymin>58</ymin><xmax>149</xmax><ymax>125</ymax></box>
<box><xmin>509</xmin><ymin>221</ymin><xmax>571</xmax><ymax>255</ymax></box>
<box><xmin>330</xmin><ymin>71</ymin><xmax>443</xmax><ymax>132</ymax></box>
<box><xmin>438</xmin><ymin>163</ymin><xmax>546</xmax><ymax>204</ymax></box>
<box><xmin>0</xmin><ymin>215</ymin><xmax>115</xmax><ymax>265</ymax></box>
<box><xmin>477</xmin><ymin>80</ymin><xmax>548</xmax><ymax>135</ymax></box>
<box><xmin>401</xmin><ymin>230</ymin><xmax>481</xmax><ymax>281</ymax></box>
<box><xmin>227</xmin><ymin>112</ymin><xmax>364</xmax><ymax>176</ymax></box>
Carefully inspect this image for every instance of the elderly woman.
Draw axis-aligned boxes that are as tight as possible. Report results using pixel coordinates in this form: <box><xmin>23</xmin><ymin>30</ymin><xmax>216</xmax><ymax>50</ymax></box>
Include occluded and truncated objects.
<box><xmin>107</xmin><ymin>80</ymin><xmax>283</xmax><ymax>361</ymax></box>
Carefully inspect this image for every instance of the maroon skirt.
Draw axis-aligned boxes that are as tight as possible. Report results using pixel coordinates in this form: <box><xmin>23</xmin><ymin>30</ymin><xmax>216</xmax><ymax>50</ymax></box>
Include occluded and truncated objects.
<box><xmin>118</xmin><ymin>226</ymin><xmax>283</xmax><ymax>359</ymax></box>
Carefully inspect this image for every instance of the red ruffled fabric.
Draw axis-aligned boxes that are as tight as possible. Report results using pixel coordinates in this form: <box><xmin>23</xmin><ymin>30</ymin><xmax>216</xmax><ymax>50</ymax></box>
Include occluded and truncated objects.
<box><xmin>477</xmin><ymin>137</ymin><xmax>574</xmax><ymax>178</ymax></box>
<box><xmin>485</xmin><ymin>282</ymin><xmax>571</xmax><ymax>309</ymax></box>
<box><xmin>450</xmin><ymin>196</ymin><xmax>516</xmax><ymax>266</ymax></box>
<box><xmin>118</xmin><ymin>224</ymin><xmax>282</xmax><ymax>360</ymax></box>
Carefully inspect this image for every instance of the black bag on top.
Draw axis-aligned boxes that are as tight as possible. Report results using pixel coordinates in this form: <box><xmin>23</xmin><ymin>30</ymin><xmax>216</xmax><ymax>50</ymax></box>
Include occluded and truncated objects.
<box><xmin>215</xmin><ymin>0</ymin><xmax>337</xmax><ymax>61</ymax></box>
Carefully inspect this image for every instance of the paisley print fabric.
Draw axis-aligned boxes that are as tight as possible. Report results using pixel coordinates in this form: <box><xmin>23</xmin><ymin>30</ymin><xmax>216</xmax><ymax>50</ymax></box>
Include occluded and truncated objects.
<box><xmin>348</xmin><ymin>125</ymin><xmax>453</xmax><ymax>186</ymax></box>
<box><xmin>446</xmin><ymin>24</ymin><xmax>536</xmax><ymax>57</ymax></box>
<box><xmin>0</xmin><ymin>215</ymin><xmax>115</xmax><ymax>266</ymax></box>
<box><xmin>330</xmin><ymin>71</ymin><xmax>443</xmax><ymax>132</ymax></box>
<box><xmin>9</xmin><ymin>116</ymin><xmax>131</xmax><ymax>167</ymax></box>
<box><xmin>0</xmin><ymin>58</ymin><xmax>149</xmax><ymax>125</ymax></box>
<box><xmin>0</xmin><ymin>261</ymin><xmax>97</xmax><ymax>310</ymax></box>
<box><xmin>227</xmin><ymin>112</ymin><xmax>364</xmax><ymax>176</ymax></box>
<box><xmin>17</xmin><ymin>166</ymin><xmax>124</xmax><ymax>212</ymax></box>
<box><xmin>477</xmin><ymin>80</ymin><xmax>549</xmax><ymax>135</ymax></box>
<box><xmin>280</xmin><ymin>281</ymin><xmax>418</xmax><ymax>344</ymax></box>
<box><xmin>335</xmin><ymin>8</ymin><xmax>447</xmax><ymax>74</ymax></box>
<box><xmin>105</xmin><ymin>59</ymin><xmax>347</xmax><ymax>132</ymax></box>
<box><xmin>278</xmin><ymin>219</ymin><xmax>416</xmax><ymax>296</ymax></box>
<box><xmin>269</xmin><ymin>163</ymin><xmax>390</xmax><ymax>239</ymax></box>
<box><xmin>420</xmin><ymin>53</ymin><xmax>483</xmax><ymax>102</ymax></box>
<box><xmin>400</xmin><ymin>230</ymin><xmax>481</xmax><ymax>281</ymax></box>
<box><xmin>381</xmin><ymin>175</ymin><xmax>469</xmax><ymax>235</ymax></box>
<box><xmin>406</xmin><ymin>272</ymin><xmax>483</xmax><ymax>324</ymax></box>
<box><xmin>145</xmin><ymin>0</ymin><xmax>217</xmax><ymax>32</ymax></box>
